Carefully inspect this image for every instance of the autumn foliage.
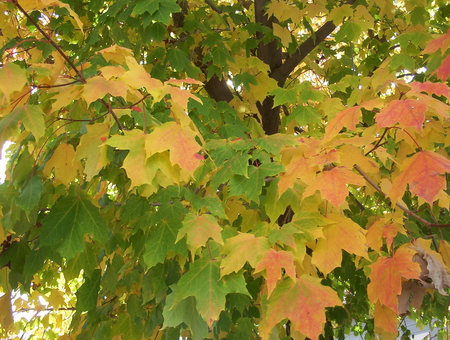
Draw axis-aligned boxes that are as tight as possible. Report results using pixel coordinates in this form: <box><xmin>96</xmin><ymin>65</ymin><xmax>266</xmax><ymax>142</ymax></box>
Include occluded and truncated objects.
<box><xmin>1</xmin><ymin>0</ymin><xmax>450</xmax><ymax>339</ymax></box>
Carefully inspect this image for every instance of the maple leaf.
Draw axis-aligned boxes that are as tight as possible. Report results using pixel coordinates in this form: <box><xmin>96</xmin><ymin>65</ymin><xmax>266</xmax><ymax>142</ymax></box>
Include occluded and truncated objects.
<box><xmin>145</xmin><ymin>121</ymin><xmax>202</xmax><ymax>175</ymax></box>
<box><xmin>0</xmin><ymin>291</ymin><xmax>14</xmax><ymax>332</ymax></box>
<box><xmin>311</xmin><ymin>214</ymin><xmax>368</xmax><ymax>275</ymax></box>
<box><xmin>324</xmin><ymin>106</ymin><xmax>361</xmax><ymax>141</ymax></box>
<box><xmin>171</xmin><ymin>257</ymin><xmax>250</xmax><ymax>326</ymax></box>
<box><xmin>366</xmin><ymin>216</ymin><xmax>407</xmax><ymax>254</ymax></box>
<box><xmin>163</xmin><ymin>287</ymin><xmax>209</xmax><ymax>340</ymax></box>
<box><xmin>302</xmin><ymin>166</ymin><xmax>365</xmax><ymax>207</ymax></box>
<box><xmin>368</xmin><ymin>246</ymin><xmax>421</xmax><ymax>312</ymax></box>
<box><xmin>0</xmin><ymin>62</ymin><xmax>28</xmax><ymax>104</ymax></box>
<box><xmin>423</xmin><ymin>28</ymin><xmax>450</xmax><ymax>55</ymax></box>
<box><xmin>176</xmin><ymin>213</ymin><xmax>223</xmax><ymax>255</ymax></box>
<box><xmin>374</xmin><ymin>301</ymin><xmax>398</xmax><ymax>334</ymax></box>
<box><xmin>376</xmin><ymin>99</ymin><xmax>427</xmax><ymax>132</ymax></box>
<box><xmin>437</xmin><ymin>54</ymin><xmax>450</xmax><ymax>81</ymax></box>
<box><xmin>106</xmin><ymin>130</ymin><xmax>157</xmax><ymax>188</ymax></box>
<box><xmin>390</xmin><ymin>150</ymin><xmax>450</xmax><ymax>205</ymax></box>
<box><xmin>259</xmin><ymin>276</ymin><xmax>342</xmax><ymax>340</ymax></box>
<box><xmin>40</xmin><ymin>196</ymin><xmax>109</xmax><ymax>259</ymax></box>
<box><xmin>75</xmin><ymin>123</ymin><xmax>110</xmax><ymax>180</ymax></box>
<box><xmin>254</xmin><ymin>248</ymin><xmax>297</xmax><ymax>297</ymax></box>
<box><xmin>220</xmin><ymin>233</ymin><xmax>271</xmax><ymax>277</ymax></box>
<box><xmin>82</xmin><ymin>76</ymin><xmax>129</xmax><ymax>105</ymax></box>
<box><xmin>409</xmin><ymin>81</ymin><xmax>450</xmax><ymax>101</ymax></box>
<box><xmin>43</xmin><ymin>144</ymin><xmax>83</xmax><ymax>185</ymax></box>
<box><xmin>278</xmin><ymin>156</ymin><xmax>316</xmax><ymax>196</ymax></box>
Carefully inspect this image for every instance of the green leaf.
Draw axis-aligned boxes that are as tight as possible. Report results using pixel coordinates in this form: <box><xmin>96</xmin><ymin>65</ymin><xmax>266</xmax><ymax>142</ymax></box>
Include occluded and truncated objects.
<box><xmin>143</xmin><ymin>218</ymin><xmax>187</xmax><ymax>268</ymax></box>
<box><xmin>167</xmin><ymin>48</ymin><xmax>192</xmax><ymax>72</ymax></box>
<box><xmin>269</xmin><ymin>87</ymin><xmax>298</xmax><ymax>106</ymax></box>
<box><xmin>229</xmin><ymin>163</ymin><xmax>284</xmax><ymax>202</ymax></box>
<box><xmin>112</xmin><ymin>313</ymin><xmax>143</xmax><ymax>340</ymax></box>
<box><xmin>163</xmin><ymin>286</ymin><xmax>209</xmax><ymax>340</ymax></box>
<box><xmin>171</xmin><ymin>257</ymin><xmax>250</xmax><ymax>325</ymax></box>
<box><xmin>289</xmin><ymin>106</ymin><xmax>321</xmax><ymax>126</ymax></box>
<box><xmin>335</xmin><ymin>20</ymin><xmax>363</xmax><ymax>43</ymax></box>
<box><xmin>76</xmin><ymin>269</ymin><xmax>101</xmax><ymax>312</ymax></box>
<box><xmin>16</xmin><ymin>176</ymin><xmax>44</xmax><ymax>216</ymax></box>
<box><xmin>40</xmin><ymin>196</ymin><xmax>109</xmax><ymax>259</ymax></box>
<box><xmin>132</xmin><ymin>0</ymin><xmax>159</xmax><ymax>15</ymax></box>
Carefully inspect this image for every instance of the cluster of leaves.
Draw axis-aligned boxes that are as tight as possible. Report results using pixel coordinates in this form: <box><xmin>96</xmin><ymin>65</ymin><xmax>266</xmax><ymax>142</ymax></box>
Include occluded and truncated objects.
<box><xmin>1</xmin><ymin>0</ymin><xmax>450</xmax><ymax>339</ymax></box>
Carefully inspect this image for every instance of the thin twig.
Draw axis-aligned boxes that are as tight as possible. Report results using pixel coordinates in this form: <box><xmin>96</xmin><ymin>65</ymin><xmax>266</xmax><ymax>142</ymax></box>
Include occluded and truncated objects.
<box><xmin>11</xmin><ymin>0</ymin><xmax>86</xmax><ymax>83</ymax></box>
<box><xmin>100</xmin><ymin>99</ymin><xmax>126</xmax><ymax>131</ymax></box>
<box><xmin>354</xmin><ymin>164</ymin><xmax>440</xmax><ymax>250</ymax></box>
<box><xmin>205</xmin><ymin>0</ymin><xmax>222</xmax><ymax>13</ymax></box>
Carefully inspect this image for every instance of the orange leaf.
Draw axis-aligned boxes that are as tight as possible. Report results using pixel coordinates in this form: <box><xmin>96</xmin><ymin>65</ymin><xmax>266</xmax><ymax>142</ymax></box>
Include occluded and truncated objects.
<box><xmin>324</xmin><ymin>106</ymin><xmax>361</xmax><ymax>141</ymax></box>
<box><xmin>145</xmin><ymin>122</ymin><xmax>202</xmax><ymax>175</ymax></box>
<box><xmin>82</xmin><ymin>76</ymin><xmax>129</xmax><ymax>105</ymax></box>
<box><xmin>376</xmin><ymin>99</ymin><xmax>427</xmax><ymax>132</ymax></box>
<box><xmin>390</xmin><ymin>150</ymin><xmax>450</xmax><ymax>205</ymax></box>
<box><xmin>437</xmin><ymin>55</ymin><xmax>450</xmax><ymax>81</ymax></box>
<box><xmin>366</xmin><ymin>217</ymin><xmax>406</xmax><ymax>254</ymax></box>
<box><xmin>374</xmin><ymin>301</ymin><xmax>398</xmax><ymax>334</ymax></box>
<box><xmin>311</xmin><ymin>214</ymin><xmax>368</xmax><ymax>275</ymax></box>
<box><xmin>368</xmin><ymin>246</ymin><xmax>421</xmax><ymax>312</ymax></box>
<box><xmin>259</xmin><ymin>276</ymin><xmax>342</xmax><ymax>340</ymax></box>
<box><xmin>409</xmin><ymin>81</ymin><xmax>450</xmax><ymax>101</ymax></box>
<box><xmin>278</xmin><ymin>157</ymin><xmax>316</xmax><ymax>195</ymax></box>
<box><xmin>302</xmin><ymin>167</ymin><xmax>365</xmax><ymax>207</ymax></box>
<box><xmin>254</xmin><ymin>249</ymin><xmax>297</xmax><ymax>297</ymax></box>
<box><xmin>423</xmin><ymin>28</ymin><xmax>450</xmax><ymax>55</ymax></box>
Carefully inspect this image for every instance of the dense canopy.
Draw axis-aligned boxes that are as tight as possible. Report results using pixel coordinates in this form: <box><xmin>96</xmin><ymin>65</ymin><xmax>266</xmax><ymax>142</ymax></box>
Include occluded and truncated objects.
<box><xmin>1</xmin><ymin>0</ymin><xmax>450</xmax><ymax>339</ymax></box>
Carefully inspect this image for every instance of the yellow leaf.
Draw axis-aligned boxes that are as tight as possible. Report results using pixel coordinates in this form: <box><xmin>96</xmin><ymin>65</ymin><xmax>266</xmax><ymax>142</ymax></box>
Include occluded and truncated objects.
<box><xmin>82</xmin><ymin>76</ymin><xmax>129</xmax><ymax>105</ymax></box>
<box><xmin>0</xmin><ymin>63</ymin><xmax>28</xmax><ymax>105</ymax></box>
<box><xmin>75</xmin><ymin>123</ymin><xmax>110</xmax><ymax>180</ymax></box>
<box><xmin>311</xmin><ymin>214</ymin><xmax>368</xmax><ymax>275</ymax></box>
<box><xmin>44</xmin><ymin>144</ymin><xmax>82</xmax><ymax>185</ymax></box>
<box><xmin>145</xmin><ymin>122</ymin><xmax>203</xmax><ymax>175</ymax></box>
<box><xmin>0</xmin><ymin>291</ymin><xmax>14</xmax><ymax>332</ymax></box>
<box><xmin>273</xmin><ymin>23</ymin><xmax>292</xmax><ymax>47</ymax></box>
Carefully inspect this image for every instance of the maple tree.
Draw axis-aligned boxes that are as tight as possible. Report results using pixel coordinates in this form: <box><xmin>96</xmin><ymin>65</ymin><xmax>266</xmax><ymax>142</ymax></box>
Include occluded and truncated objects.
<box><xmin>1</xmin><ymin>0</ymin><xmax>450</xmax><ymax>339</ymax></box>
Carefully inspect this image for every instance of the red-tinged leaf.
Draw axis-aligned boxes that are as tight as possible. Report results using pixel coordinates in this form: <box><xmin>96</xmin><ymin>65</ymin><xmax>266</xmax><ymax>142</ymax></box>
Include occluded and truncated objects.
<box><xmin>75</xmin><ymin>123</ymin><xmax>111</xmax><ymax>180</ymax></box>
<box><xmin>278</xmin><ymin>157</ymin><xmax>316</xmax><ymax>195</ymax></box>
<box><xmin>82</xmin><ymin>76</ymin><xmax>129</xmax><ymax>105</ymax></box>
<box><xmin>390</xmin><ymin>150</ymin><xmax>450</xmax><ymax>205</ymax></box>
<box><xmin>437</xmin><ymin>55</ymin><xmax>450</xmax><ymax>81</ymax></box>
<box><xmin>324</xmin><ymin>106</ymin><xmax>361</xmax><ymax>141</ymax></box>
<box><xmin>366</xmin><ymin>217</ymin><xmax>406</xmax><ymax>254</ymax></box>
<box><xmin>423</xmin><ymin>28</ymin><xmax>450</xmax><ymax>54</ymax></box>
<box><xmin>166</xmin><ymin>86</ymin><xmax>202</xmax><ymax>111</ymax></box>
<box><xmin>176</xmin><ymin>213</ymin><xmax>223</xmax><ymax>255</ymax></box>
<box><xmin>302</xmin><ymin>166</ymin><xmax>365</xmax><ymax>207</ymax></box>
<box><xmin>166</xmin><ymin>78</ymin><xmax>203</xmax><ymax>85</ymax></box>
<box><xmin>409</xmin><ymin>81</ymin><xmax>450</xmax><ymax>101</ymax></box>
<box><xmin>121</xmin><ymin>56</ymin><xmax>165</xmax><ymax>100</ymax></box>
<box><xmin>374</xmin><ymin>301</ymin><xmax>398</xmax><ymax>334</ymax></box>
<box><xmin>254</xmin><ymin>249</ymin><xmax>297</xmax><ymax>297</ymax></box>
<box><xmin>311</xmin><ymin>214</ymin><xmax>368</xmax><ymax>275</ymax></box>
<box><xmin>376</xmin><ymin>99</ymin><xmax>427</xmax><ymax>132</ymax></box>
<box><xmin>220</xmin><ymin>233</ymin><xmax>271</xmax><ymax>277</ymax></box>
<box><xmin>145</xmin><ymin>122</ymin><xmax>202</xmax><ymax>175</ymax></box>
<box><xmin>259</xmin><ymin>276</ymin><xmax>342</xmax><ymax>340</ymax></box>
<box><xmin>368</xmin><ymin>246</ymin><xmax>421</xmax><ymax>311</ymax></box>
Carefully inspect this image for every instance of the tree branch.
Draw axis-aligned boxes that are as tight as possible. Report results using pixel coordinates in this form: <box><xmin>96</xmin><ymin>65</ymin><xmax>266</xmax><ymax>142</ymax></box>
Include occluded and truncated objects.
<box><xmin>271</xmin><ymin>0</ymin><xmax>356</xmax><ymax>87</ymax></box>
<box><xmin>11</xmin><ymin>0</ymin><xmax>86</xmax><ymax>83</ymax></box>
